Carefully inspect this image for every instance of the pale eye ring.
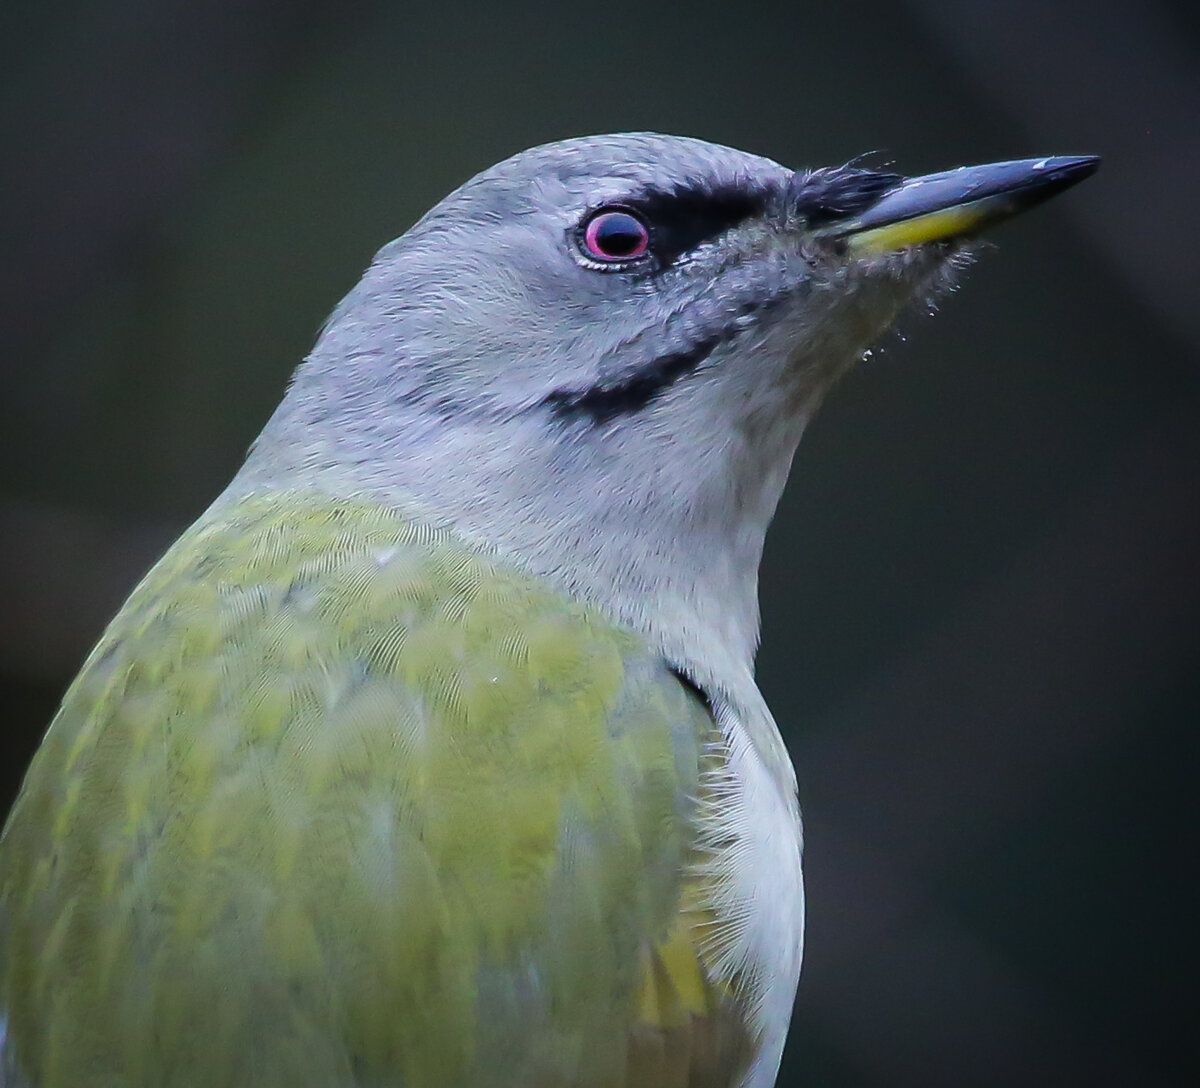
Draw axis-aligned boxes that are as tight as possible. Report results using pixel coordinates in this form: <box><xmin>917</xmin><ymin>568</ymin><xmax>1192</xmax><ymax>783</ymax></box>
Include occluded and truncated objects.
<box><xmin>580</xmin><ymin>209</ymin><xmax>650</xmax><ymax>263</ymax></box>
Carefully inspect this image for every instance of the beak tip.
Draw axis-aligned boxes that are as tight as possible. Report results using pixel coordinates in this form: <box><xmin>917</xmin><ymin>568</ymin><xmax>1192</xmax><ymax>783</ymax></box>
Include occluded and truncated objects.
<box><xmin>1042</xmin><ymin>154</ymin><xmax>1102</xmax><ymax>182</ymax></box>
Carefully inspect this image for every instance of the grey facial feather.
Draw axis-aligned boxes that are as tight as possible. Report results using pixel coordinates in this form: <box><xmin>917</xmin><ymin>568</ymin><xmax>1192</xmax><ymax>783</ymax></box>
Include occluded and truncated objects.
<box><xmin>235</xmin><ymin>132</ymin><xmax>963</xmax><ymax>777</ymax></box>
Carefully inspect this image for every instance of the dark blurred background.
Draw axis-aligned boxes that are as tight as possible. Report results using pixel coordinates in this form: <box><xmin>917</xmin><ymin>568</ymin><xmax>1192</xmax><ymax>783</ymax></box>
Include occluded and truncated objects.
<box><xmin>2</xmin><ymin>1</ymin><xmax>1197</xmax><ymax>1085</ymax></box>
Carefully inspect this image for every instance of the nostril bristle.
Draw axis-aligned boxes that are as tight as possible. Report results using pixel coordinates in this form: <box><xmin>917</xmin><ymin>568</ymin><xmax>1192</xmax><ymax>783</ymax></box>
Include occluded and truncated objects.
<box><xmin>786</xmin><ymin>167</ymin><xmax>904</xmax><ymax>227</ymax></box>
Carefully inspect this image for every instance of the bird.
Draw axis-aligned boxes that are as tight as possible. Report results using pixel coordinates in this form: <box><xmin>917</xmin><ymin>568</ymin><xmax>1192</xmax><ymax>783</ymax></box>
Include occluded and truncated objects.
<box><xmin>0</xmin><ymin>134</ymin><xmax>1097</xmax><ymax>1088</ymax></box>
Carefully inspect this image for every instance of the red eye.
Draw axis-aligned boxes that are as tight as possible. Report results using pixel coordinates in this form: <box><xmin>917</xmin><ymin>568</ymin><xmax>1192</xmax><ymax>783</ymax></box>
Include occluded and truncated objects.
<box><xmin>581</xmin><ymin>209</ymin><xmax>650</xmax><ymax>262</ymax></box>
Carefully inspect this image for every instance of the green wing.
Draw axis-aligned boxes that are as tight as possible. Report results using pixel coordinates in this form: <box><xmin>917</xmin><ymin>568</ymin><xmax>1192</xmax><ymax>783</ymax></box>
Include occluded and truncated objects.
<box><xmin>0</xmin><ymin>494</ymin><xmax>751</xmax><ymax>1088</ymax></box>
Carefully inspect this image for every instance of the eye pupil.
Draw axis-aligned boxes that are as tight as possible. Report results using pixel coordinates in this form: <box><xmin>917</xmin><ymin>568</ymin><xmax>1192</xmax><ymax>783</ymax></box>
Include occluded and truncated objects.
<box><xmin>583</xmin><ymin>210</ymin><xmax>650</xmax><ymax>261</ymax></box>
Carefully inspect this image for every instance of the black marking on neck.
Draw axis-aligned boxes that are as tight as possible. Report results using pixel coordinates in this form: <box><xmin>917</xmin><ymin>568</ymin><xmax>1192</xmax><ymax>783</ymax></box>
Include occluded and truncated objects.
<box><xmin>544</xmin><ymin>333</ymin><xmax>722</xmax><ymax>425</ymax></box>
<box><xmin>543</xmin><ymin>291</ymin><xmax>791</xmax><ymax>426</ymax></box>
<box><xmin>670</xmin><ymin>665</ymin><xmax>714</xmax><ymax>716</ymax></box>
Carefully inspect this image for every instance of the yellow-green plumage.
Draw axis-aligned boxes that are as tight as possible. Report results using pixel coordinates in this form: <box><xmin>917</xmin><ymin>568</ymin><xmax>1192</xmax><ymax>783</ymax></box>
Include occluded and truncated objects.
<box><xmin>0</xmin><ymin>493</ymin><xmax>749</xmax><ymax>1087</ymax></box>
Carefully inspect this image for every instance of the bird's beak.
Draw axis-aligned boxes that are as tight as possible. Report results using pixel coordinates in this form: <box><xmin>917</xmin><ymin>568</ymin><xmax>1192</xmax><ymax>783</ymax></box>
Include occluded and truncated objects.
<box><xmin>826</xmin><ymin>155</ymin><xmax>1100</xmax><ymax>253</ymax></box>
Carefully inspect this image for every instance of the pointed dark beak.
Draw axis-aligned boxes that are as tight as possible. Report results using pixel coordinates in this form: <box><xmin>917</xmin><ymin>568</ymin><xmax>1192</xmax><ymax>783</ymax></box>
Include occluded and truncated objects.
<box><xmin>822</xmin><ymin>155</ymin><xmax>1100</xmax><ymax>252</ymax></box>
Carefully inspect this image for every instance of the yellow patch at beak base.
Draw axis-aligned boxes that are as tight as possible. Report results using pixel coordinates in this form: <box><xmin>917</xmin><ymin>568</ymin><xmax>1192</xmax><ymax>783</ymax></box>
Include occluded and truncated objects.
<box><xmin>845</xmin><ymin>198</ymin><xmax>995</xmax><ymax>254</ymax></box>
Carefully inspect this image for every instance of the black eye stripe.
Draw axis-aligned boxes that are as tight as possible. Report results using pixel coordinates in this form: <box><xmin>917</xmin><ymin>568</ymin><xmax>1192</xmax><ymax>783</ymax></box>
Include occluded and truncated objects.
<box><xmin>576</xmin><ymin>171</ymin><xmax>908</xmax><ymax>271</ymax></box>
<box><xmin>582</xmin><ymin>182</ymin><xmax>774</xmax><ymax>271</ymax></box>
<box><xmin>634</xmin><ymin>184</ymin><xmax>769</xmax><ymax>265</ymax></box>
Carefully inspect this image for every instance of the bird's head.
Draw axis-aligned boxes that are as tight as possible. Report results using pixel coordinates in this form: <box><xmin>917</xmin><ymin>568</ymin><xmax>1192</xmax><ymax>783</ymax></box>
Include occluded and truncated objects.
<box><xmin>289</xmin><ymin>133</ymin><xmax>1095</xmax><ymax>439</ymax></box>
<box><xmin>244</xmin><ymin>134</ymin><xmax>1096</xmax><ymax>682</ymax></box>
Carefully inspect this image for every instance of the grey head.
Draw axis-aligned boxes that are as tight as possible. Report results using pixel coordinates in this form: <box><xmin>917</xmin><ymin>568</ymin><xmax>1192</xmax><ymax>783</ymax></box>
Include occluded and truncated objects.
<box><xmin>236</xmin><ymin>133</ymin><xmax>1097</xmax><ymax>761</ymax></box>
